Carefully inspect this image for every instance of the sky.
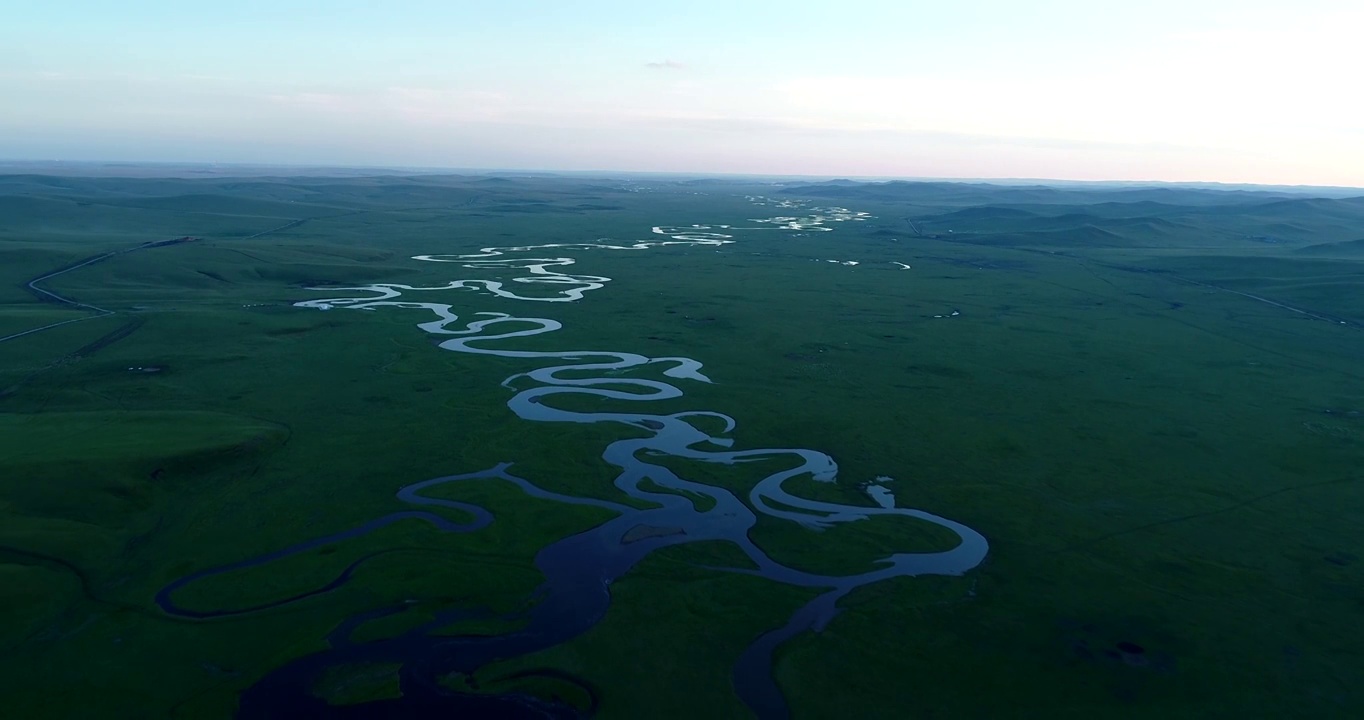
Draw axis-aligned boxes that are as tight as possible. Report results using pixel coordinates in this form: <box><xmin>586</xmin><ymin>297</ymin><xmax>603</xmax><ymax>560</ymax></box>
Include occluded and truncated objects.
<box><xmin>2</xmin><ymin>0</ymin><xmax>1362</xmax><ymax>185</ymax></box>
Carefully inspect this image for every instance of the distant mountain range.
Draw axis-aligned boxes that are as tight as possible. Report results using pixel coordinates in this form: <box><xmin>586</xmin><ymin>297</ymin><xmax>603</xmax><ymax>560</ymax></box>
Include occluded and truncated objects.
<box><xmin>780</xmin><ymin>179</ymin><xmax>1364</xmax><ymax>206</ymax></box>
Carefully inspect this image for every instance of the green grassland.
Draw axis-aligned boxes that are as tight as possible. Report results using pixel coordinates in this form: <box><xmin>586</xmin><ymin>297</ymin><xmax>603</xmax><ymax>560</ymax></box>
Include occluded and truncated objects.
<box><xmin>1</xmin><ymin>173</ymin><xmax>1361</xmax><ymax>717</ymax></box>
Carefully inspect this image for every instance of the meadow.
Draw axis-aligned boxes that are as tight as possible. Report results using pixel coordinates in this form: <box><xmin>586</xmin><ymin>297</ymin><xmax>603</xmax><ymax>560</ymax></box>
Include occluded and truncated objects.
<box><xmin>1</xmin><ymin>171</ymin><xmax>1361</xmax><ymax>717</ymax></box>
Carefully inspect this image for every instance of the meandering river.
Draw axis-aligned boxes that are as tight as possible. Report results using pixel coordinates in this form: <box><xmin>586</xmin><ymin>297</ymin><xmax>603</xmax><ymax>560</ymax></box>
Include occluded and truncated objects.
<box><xmin>159</xmin><ymin>199</ymin><xmax>987</xmax><ymax>718</ymax></box>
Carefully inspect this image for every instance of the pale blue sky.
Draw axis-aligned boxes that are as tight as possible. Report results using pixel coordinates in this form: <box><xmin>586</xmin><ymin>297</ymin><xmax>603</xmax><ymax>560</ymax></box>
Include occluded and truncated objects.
<box><xmin>3</xmin><ymin>1</ymin><xmax>1360</xmax><ymax>184</ymax></box>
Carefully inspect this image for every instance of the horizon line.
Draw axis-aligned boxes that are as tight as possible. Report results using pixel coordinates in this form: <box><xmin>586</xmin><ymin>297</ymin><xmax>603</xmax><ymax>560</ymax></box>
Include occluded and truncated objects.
<box><xmin>1</xmin><ymin>158</ymin><xmax>1361</xmax><ymax>193</ymax></box>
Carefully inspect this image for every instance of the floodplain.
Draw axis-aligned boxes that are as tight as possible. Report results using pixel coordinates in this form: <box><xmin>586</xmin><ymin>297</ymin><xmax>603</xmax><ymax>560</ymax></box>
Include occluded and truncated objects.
<box><xmin>1</xmin><ymin>172</ymin><xmax>1362</xmax><ymax>718</ymax></box>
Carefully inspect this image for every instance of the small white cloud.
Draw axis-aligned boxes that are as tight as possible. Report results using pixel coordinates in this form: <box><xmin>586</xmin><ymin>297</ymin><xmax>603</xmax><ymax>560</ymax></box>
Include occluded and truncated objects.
<box><xmin>644</xmin><ymin>60</ymin><xmax>686</xmax><ymax>70</ymax></box>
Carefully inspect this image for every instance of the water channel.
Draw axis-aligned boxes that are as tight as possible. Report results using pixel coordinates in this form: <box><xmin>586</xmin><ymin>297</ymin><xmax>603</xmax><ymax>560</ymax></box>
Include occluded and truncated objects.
<box><xmin>158</xmin><ymin>199</ymin><xmax>988</xmax><ymax>718</ymax></box>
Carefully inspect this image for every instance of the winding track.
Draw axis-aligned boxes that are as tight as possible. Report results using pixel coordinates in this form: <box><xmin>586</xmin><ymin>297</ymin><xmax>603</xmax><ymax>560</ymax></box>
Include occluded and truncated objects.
<box><xmin>0</xmin><ymin>236</ymin><xmax>198</xmax><ymax>345</ymax></box>
<box><xmin>0</xmin><ymin>252</ymin><xmax>119</xmax><ymax>345</ymax></box>
<box><xmin>159</xmin><ymin>199</ymin><xmax>985</xmax><ymax>718</ymax></box>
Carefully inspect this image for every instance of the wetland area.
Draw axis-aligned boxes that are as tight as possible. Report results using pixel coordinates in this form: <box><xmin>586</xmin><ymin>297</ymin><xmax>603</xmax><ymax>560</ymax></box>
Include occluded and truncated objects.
<box><xmin>2</xmin><ymin>172</ymin><xmax>1362</xmax><ymax>717</ymax></box>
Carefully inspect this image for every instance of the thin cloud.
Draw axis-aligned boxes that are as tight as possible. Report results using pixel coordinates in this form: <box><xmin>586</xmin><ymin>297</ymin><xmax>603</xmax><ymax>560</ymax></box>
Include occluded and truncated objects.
<box><xmin>644</xmin><ymin>60</ymin><xmax>686</xmax><ymax>70</ymax></box>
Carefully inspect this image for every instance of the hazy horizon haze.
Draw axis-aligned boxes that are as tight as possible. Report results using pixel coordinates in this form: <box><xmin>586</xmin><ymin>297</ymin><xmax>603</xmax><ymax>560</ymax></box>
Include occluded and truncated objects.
<box><xmin>4</xmin><ymin>0</ymin><xmax>1361</xmax><ymax>186</ymax></box>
